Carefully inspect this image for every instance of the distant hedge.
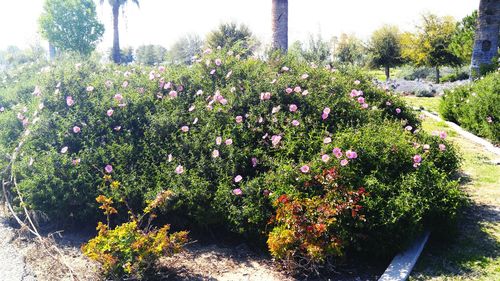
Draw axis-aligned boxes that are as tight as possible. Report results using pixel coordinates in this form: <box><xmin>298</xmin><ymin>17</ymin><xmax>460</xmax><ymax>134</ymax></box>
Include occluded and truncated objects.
<box><xmin>1</xmin><ymin>52</ymin><xmax>464</xmax><ymax>268</ymax></box>
<box><xmin>440</xmin><ymin>71</ymin><xmax>499</xmax><ymax>144</ymax></box>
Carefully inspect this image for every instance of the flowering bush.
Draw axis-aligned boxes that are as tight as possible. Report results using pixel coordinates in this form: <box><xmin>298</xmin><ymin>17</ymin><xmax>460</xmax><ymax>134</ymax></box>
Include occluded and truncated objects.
<box><xmin>440</xmin><ymin>71</ymin><xmax>499</xmax><ymax>144</ymax></box>
<box><xmin>1</xmin><ymin>51</ymin><xmax>464</xmax><ymax>269</ymax></box>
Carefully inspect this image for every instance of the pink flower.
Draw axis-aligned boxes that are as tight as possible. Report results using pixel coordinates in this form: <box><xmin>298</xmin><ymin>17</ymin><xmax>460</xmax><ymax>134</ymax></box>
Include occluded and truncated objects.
<box><xmin>122</xmin><ymin>81</ymin><xmax>129</xmax><ymax>88</ymax></box>
<box><xmin>289</xmin><ymin>104</ymin><xmax>298</xmax><ymax>112</ymax></box>
<box><xmin>346</xmin><ymin>150</ymin><xmax>358</xmax><ymax>159</ymax></box>
<box><xmin>215</xmin><ymin>58</ymin><xmax>222</xmax><ymax>66</ymax></box>
<box><xmin>107</xmin><ymin>109</ymin><xmax>114</xmax><ymax>117</ymax></box>
<box><xmin>216</xmin><ymin>137</ymin><xmax>222</xmax><ymax>145</ymax></box>
<box><xmin>301</xmin><ymin>73</ymin><xmax>309</xmax><ymax>79</ymax></box>
<box><xmin>322</xmin><ymin>112</ymin><xmax>329</xmax><ymax>120</ymax></box>
<box><xmin>361</xmin><ymin>103</ymin><xmax>369</xmax><ymax>109</ymax></box>
<box><xmin>167</xmin><ymin>154</ymin><xmax>173</xmax><ymax>162</ymax></box>
<box><xmin>439</xmin><ymin>144</ymin><xmax>446</xmax><ymax>151</ymax></box>
<box><xmin>169</xmin><ymin>91</ymin><xmax>178</xmax><ymax>98</ymax></box>
<box><xmin>321</xmin><ymin>154</ymin><xmax>330</xmax><ymax>162</ymax></box>
<box><xmin>354</xmin><ymin>80</ymin><xmax>361</xmax><ymax>85</ymax></box>
<box><xmin>486</xmin><ymin>116</ymin><xmax>493</xmax><ymax>123</ymax></box>
<box><xmin>234</xmin><ymin>175</ymin><xmax>243</xmax><ymax>183</ymax></box>
<box><xmin>175</xmin><ymin>165</ymin><xmax>184</xmax><ymax>174</ymax></box>
<box><xmin>225</xmin><ymin>139</ymin><xmax>233</xmax><ymax>145</ymax></box>
<box><xmin>423</xmin><ymin>144</ymin><xmax>430</xmax><ymax>150</ymax></box>
<box><xmin>292</xmin><ymin>120</ymin><xmax>300</xmax><ymax>126</ymax></box>
<box><xmin>405</xmin><ymin>126</ymin><xmax>413</xmax><ymax>131</ymax></box>
<box><xmin>333</xmin><ymin>147</ymin><xmax>342</xmax><ymax>158</ymax></box>
<box><xmin>395</xmin><ymin>108</ymin><xmax>401</xmax><ymax>114</ymax></box>
<box><xmin>413</xmin><ymin>154</ymin><xmax>422</xmax><ymax>163</ymax></box>
<box><xmin>60</xmin><ymin>146</ymin><xmax>68</xmax><ymax>154</ymax></box>
<box><xmin>158</xmin><ymin>66</ymin><xmax>165</xmax><ymax>72</ymax></box>
<box><xmin>73</xmin><ymin>126</ymin><xmax>81</xmax><ymax>133</ymax></box>
<box><xmin>294</xmin><ymin>86</ymin><xmax>302</xmax><ymax>93</ymax></box>
<box><xmin>220</xmin><ymin>98</ymin><xmax>228</xmax><ymax>105</ymax></box>
<box><xmin>323</xmin><ymin>107</ymin><xmax>331</xmax><ymax>115</ymax></box>
<box><xmin>236</xmin><ymin>116</ymin><xmax>243</xmax><ymax>123</ymax></box>
<box><xmin>105</xmin><ymin>80</ymin><xmax>113</xmax><ymax>88</ymax></box>
<box><xmin>281</xmin><ymin>66</ymin><xmax>289</xmax><ymax>72</ymax></box>
<box><xmin>181</xmin><ymin>126</ymin><xmax>189</xmax><ymax>132</ymax></box>
<box><xmin>357</xmin><ymin>97</ymin><xmax>365</xmax><ymax>104</ymax></box>
<box><xmin>323</xmin><ymin>137</ymin><xmax>332</xmax><ymax>144</ymax></box>
<box><xmin>212</xmin><ymin>149</ymin><xmax>220</xmax><ymax>158</ymax></box>
<box><xmin>210</xmin><ymin>69</ymin><xmax>216</xmax><ymax>75</ymax></box>
<box><xmin>164</xmin><ymin>82</ymin><xmax>172</xmax><ymax>90</ymax></box>
<box><xmin>439</xmin><ymin>131</ymin><xmax>447</xmax><ymax>139</ymax></box>
<box><xmin>86</xmin><ymin>86</ymin><xmax>94</xmax><ymax>92</ymax></box>
<box><xmin>66</xmin><ymin>96</ymin><xmax>74</xmax><ymax>107</ymax></box>
<box><xmin>105</xmin><ymin>164</ymin><xmax>113</xmax><ymax>173</ymax></box>
<box><xmin>386</xmin><ymin>101</ymin><xmax>392</xmax><ymax>106</ymax></box>
<box><xmin>340</xmin><ymin>159</ymin><xmax>349</xmax><ymax>166</ymax></box>
<box><xmin>251</xmin><ymin>157</ymin><xmax>258</xmax><ymax>167</ymax></box>
<box><xmin>300</xmin><ymin>165</ymin><xmax>310</xmax><ymax>173</ymax></box>
<box><xmin>271</xmin><ymin>135</ymin><xmax>282</xmax><ymax>146</ymax></box>
<box><xmin>72</xmin><ymin>158</ymin><xmax>80</xmax><ymax>165</ymax></box>
<box><xmin>189</xmin><ymin>105</ymin><xmax>196</xmax><ymax>112</ymax></box>
<box><xmin>302</xmin><ymin>90</ymin><xmax>309</xmax><ymax>96</ymax></box>
<box><xmin>272</xmin><ymin>106</ymin><xmax>281</xmax><ymax>114</ymax></box>
<box><xmin>260</xmin><ymin>92</ymin><xmax>271</xmax><ymax>100</ymax></box>
<box><xmin>114</xmin><ymin>93</ymin><xmax>123</xmax><ymax>102</ymax></box>
<box><xmin>233</xmin><ymin>188</ymin><xmax>243</xmax><ymax>196</ymax></box>
<box><xmin>285</xmin><ymin>87</ymin><xmax>293</xmax><ymax>94</ymax></box>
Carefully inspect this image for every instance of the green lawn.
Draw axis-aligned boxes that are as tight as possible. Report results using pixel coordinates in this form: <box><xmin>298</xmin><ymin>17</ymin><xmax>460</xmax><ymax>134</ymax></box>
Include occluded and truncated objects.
<box><xmin>405</xmin><ymin>97</ymin><xmax>500</xmax><ymax>281</ymax></box>
<box><xmin>402</xmin><ymin>96</ymin><xmax>442</xmax><ymax>114</ymax></box>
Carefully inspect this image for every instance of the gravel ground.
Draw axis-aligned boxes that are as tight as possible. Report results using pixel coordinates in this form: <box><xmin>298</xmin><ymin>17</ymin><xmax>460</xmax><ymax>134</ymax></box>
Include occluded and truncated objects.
<box><xmin>0</xmin><ymin>210</ymin><xmax>36</xmax><ymax>281</ymax></box>
<box><xmin>375</xmin><ymin>79</ymin><xmax>469</xmax><ymax>95</ymax></box>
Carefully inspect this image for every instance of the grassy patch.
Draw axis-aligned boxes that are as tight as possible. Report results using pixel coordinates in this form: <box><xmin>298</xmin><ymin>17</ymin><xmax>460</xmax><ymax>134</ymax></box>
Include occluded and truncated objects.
<box><xmin>409</xmin><ymin>108</ymin><xmax>500</xmax><ymax>280</ymax></box>
<box><xmin>402</xmin><ymin>96</ymin><xmax>441</xmax><ymax>114</ymax></box>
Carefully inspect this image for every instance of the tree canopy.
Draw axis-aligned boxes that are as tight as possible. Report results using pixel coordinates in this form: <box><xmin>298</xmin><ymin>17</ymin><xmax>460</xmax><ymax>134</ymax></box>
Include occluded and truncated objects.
<box><xmin>206</xmin><ymin>23</ymin><xmax>258</xmax><ymax>58</ymax></box>
<box><xmin>39</xmin><ymin>0</ymin><xmax>104</xmax><ymax>56</ymax></box>
<box><xmin>368</xmin><ymin>25</ymin><xmax>404</xmax><ymax>79</ymax></box>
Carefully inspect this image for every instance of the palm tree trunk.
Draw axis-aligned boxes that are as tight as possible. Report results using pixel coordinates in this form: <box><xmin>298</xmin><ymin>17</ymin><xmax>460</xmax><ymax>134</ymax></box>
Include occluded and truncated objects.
<box><xmin>112</xmin><ymin>2</ymin><xmax>121</xmax><ymax>64</ymax></box>
<box><xmin>272</xmin><ymin>0</ymin><xmax>288</xmax><ymax>52</ymax></box>
<box><xmin>470</xmin><ymin>0</ymin><xmax>500</xmax><ymax>77</ymax></box>
<box><xmin>385</xmin><ymin>65</ymin><xmax>390</xmax><ymax>81</ymax></box>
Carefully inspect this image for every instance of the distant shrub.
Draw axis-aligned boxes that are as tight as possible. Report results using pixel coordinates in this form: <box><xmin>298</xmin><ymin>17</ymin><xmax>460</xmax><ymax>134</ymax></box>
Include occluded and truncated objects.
<box><xmin>2</xmin><ymin>51</ymin><xmax>464</xmax><ymax>271</ymax></box>
<box><xmin>440</xmin><ymin>71</ymin><xmax>499</xmax><ymax>144</ymax></box>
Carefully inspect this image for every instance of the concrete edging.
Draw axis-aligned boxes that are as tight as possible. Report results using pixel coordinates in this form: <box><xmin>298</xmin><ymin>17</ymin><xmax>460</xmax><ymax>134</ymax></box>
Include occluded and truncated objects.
<box><xmin>378</xmin><ymin>231</ymin><xmax>431</xmax><ymax>281</ymax></box>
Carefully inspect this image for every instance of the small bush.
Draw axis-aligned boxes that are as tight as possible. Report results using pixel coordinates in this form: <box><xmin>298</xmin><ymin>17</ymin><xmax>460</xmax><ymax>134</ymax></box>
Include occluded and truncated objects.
<box><xmin>440</xmin><ymin>71</ymin><xmax>499</xmax><ymax>144</ymax></box>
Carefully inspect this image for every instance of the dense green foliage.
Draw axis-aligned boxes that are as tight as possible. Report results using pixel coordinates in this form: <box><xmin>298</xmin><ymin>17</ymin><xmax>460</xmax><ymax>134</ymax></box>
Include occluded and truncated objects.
<box><xmin>449</xmin><ymin>11</ymin><xmax>478</xmax><ymax>65</ymax></box>
<box><xmin>135</xmin><ymin>45</ymin><xmax>167</xmax><ymax>65</ymax></box>
<box><xmin>289</xmin><ymin>34</ymin><xmax>332</xmax><ymax>66</ymax></box>
<box><xmin>205</xmin><ymin>22</ymin><xmax>258</xmax><ymax>58</ymax></box>
<box><xmin>39</xmin><ymin>0</ymin><xmax>104</xmax><ymax>56</ymax></box>
<box><xmin>168</xmin><ymin>34</ymin><xmax>203</xmax><ymax>65</ymax></box>
<box><xmin>367</xmin><ymin>25</ymin><xmax>404</xmax><ymax>80</ymax></box>
<box><xmin>440</xmin><ymin>71</ymin><xmax>499</xmax><ymax>144</ymax></box>
<box><xmin>335</xmin><ymin>33</ymin><xmax>365</xmax><ymax>66</ymax></box>
<box><xmin>0</xmin><ymin>51</ymin><xmax>464</xmax><ymax>269</ymax></box>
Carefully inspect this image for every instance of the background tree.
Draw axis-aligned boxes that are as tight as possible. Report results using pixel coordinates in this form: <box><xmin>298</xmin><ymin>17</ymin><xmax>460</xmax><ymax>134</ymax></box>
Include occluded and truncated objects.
<box><xmin>471</xmin><ymin>0</ymin><xmax>500</xmax><ymax>76</ymax></box>
<box><xmin>135</xmin><ymin>45</ymin><xmax>167</xmax><ymax>65</ymax></box>
<box><xmin>401</xmin><ymin>13</ymin><xmax>461</xmax><ymax>83</ymax></box>
<box><xmin>289</xmin><ymin>34</ymin><xmax>331</xmax><ymax>65</ymax></box>
<box><xmin>368</xmin><ymin>25</ymin><xmax>404</xmax><ymax>81</ymax></box>
<box><xmin>101</xmin><ymin>0</ymin><xmax>139</xmax><ymax>64</ymax></box>
<box><xmin>335</xmin><ymin>33</ymin><xmax>365</xmax><ymax>66</ymax></box>
<box><xmin>206</xmin><ymin>22</ymin><xmax>258</xmax><ymax>58</ymax></box>
<box><xmin>168</xmin><ymin>34</ymin><xmax>203</xmax><ymax>65</ymax></box>
<box><xmin>272</xmin><ymin>0</ymin><xmax>288</xmax><ymax>52</ymax></box>
<box><xmin>39</xmin><ymin>0</ymin><xmax>104</xmax><ymax>56</ymax></box>
<box><xmin>449</xmin><ymin>11</ymin><xmax>478</xmax><ymax>66</ymax></box>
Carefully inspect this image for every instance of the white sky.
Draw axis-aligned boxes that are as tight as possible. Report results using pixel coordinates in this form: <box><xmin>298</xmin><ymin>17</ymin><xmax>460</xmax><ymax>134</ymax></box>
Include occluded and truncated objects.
<box><xmin>0</xmin><ymin>0</ymin><xmax>479</xmax><ymax>51</ymax></box>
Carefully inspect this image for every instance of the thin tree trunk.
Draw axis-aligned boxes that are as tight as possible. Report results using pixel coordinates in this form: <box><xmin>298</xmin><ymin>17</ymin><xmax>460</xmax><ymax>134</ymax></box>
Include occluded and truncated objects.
<box><xmin>112</xmin><ymin>2</ymin><xmax>121</xmax><ymax>64</ymax></box>
<box><xmin>470</xmin><ymin>0</ymin><xmax>500</xmax><ymax>77</ymax></box>
<box><xmin>48</xmin><ymin>43</ymin><xmax>56</xmax><ymax>61</ymax></box>
<box><xmin>271</xmin><ymin>0</ymin><xmax>288</xmax><ymax>52</ymax></box>
<box><xmin>385</xmin><ymin>65</ymin><xmax>390</xmax><ymax>81</ymax></box>
<box><xmin>435</xmin><ymin>66</ymin><xmax>440</xmax><ymax>84</ymax></box>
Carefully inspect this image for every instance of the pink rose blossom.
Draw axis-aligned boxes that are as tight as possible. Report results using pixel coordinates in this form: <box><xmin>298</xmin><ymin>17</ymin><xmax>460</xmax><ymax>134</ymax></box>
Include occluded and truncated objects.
<box><xmin>236</xmin><ymin>116</ymin><xmax>243</xmax><ymax>123</ymax></box>
<box><xmin>323</xmin><ymin>137</ymin><xmax>332</xmax><ymax>144</ymax></box>
<box><xmin>215</xmin><ymin>58</ymin><xmax>222</xmax><ymax>66</ymax></box>
<box><xmin>73</xmin><ymin>126</ymin><xmax>81</xmax><ymax>133</ymax></box>
<box><xmin>301</xmin><ymin>73</ymin><xmax>309</xmax><ymax>79</ymax></box>
<box><xmin>271</xmin><ymin>135</ymin><xmax>282</xmax><ymax>146</ymax></box>
<box><xmin>333</xmin><ymin>147</ymin><xmax>342</xmax><ymax>158</ymax></box>
<box><xmin>60</xmin><ymin>146</ymin><xmax>68</xmax><ymax>154</ymax></box>
<box><xmin>72</xmin><ymin>158</ymin><xmax>81</xmax><ymax>165</ymax></box>
<box><xmin>340</xmin><ymin>159</ymin><xmax>349</xmax><ymax>166</ymax></box>
<box><xmin>251</xmin><ymin>157</ymin><xmax>258</xmax><ymax>167</ymax></box>
<box><xmin>413</xmin><ymin>154</ymin><xmax>422</xmax><ymax>163</ymax></box>
<box><xmin>439</xmin><ymin>144</ymin><xmax>446</xmax><ymax>151</ymax></box>
<box><xmin>225</xmin><ymin>139</ymin><xmax>233</xmax><ymax>145</ymax></box>
<box><xmin>86</xmin><ymin>86</ymin><xmax>94</xmax><ymax>92</ymax></box>
<box><xmin>294</xmin><ymin>86</ymin><xmax>302</xmax><ymax>93</ymax></box>
<box><xmin>175</xmin><ymin>165</ymin><xmax>184</xmax><ymax>174</ymax></box>
<box><xmin>300</xmin><ymin>165</ymin><xmax>310</xmax><ymax>173</ymax></box>
<box><xmin>361</xmin><ymin>103</ymin><xmax>369</xmax><ymax>109</ymax></box>
<box><xmin>357</xmin><ymin>97</ymin><xmax>365</xmax><ymax>104</ymax></box>
<box><xmin>105</xmin><ymin>164</ymin><xmax>113</xmax><ymax>173</ymax></box>
<box><xmin>181</xmin><ymin>126</ymin><xmax>189</xmax><ymax>132</ymax></box>
<box><xmin>323</xmin><ymin>107</ymin><xmax>331</xmax><ymax>115</ymax></box>
<box><xmin>216</xmin><ymin>137</ymin><xmax>222</xmax><ymax>145</ymax></box>
<box><xmin>285</xmin><ymin>87</ymin><xmax>293</xmax><ymax>94</ymax></box>
<box><xmin>234</xmin><ymin>175</ymin><xmax>243</xmax><ymax>183</ymax></box>
<box><xmin>260</xmin><ymin>92</ymin><xmax>271</xmax><ymax>100</ymax></box>
<box><xmin>114</xmin><ymin>93</ymin><xmax>123</xmax><ymax>102</ymax></box>
<box><xmin>169</xmin><ymin>91</ymin><xmax>178</xmax><ymax>98</ymax></box>
<box><xmin>395</xmin><ymin>108</ymin><xmax>401</xmax><ymax>114</ymax></box>
<box><xmin>302</xmin><ymin>90</ymin><xmax>309</xmax><ymax>96</ymax></box>
<box><xmin>66</xmin><ymin>96</ymin><xmax>74</xmax><ymax>107</ymax></box>
<box><xmin>233</xmin><ymin>188</ymin><xmax>243</xmax><ymax>196</ymax></box>
<box><xmin>321</xmin><ymin>154</ymin><xmax>330</xmax><ymax>162</ymax></box>
<box><xmin>346</xmin><ymin>150</ymin><xmax>358</xmax><ymax>159</ymax></box>
<box><xmin>289</xmin><ymin>104</ymin><xmax>298</xmax><ymax>112</ymax></box>
<box><xmin>439</xmin><ymin>131</ymin><xmax>447</xmax><ymax>139</ymax></box>
<box><xmin>386</xmin><ymin>101</ymin><xmax>392</xmax><ymax>106</ymax></box>
<box><xmin>292</xmin><ymin>120</ymin><xmax>300</xmax><ymax>126</ymax></box>
<box><xmin>107</xmin><ymin>109</ymin><xmax>114</xmax><ymax>117</ymax></box>
<box><xmin>212</xmin><ymin>149</ymin><xmax>220</xmax><ymax>158</ymax></box>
